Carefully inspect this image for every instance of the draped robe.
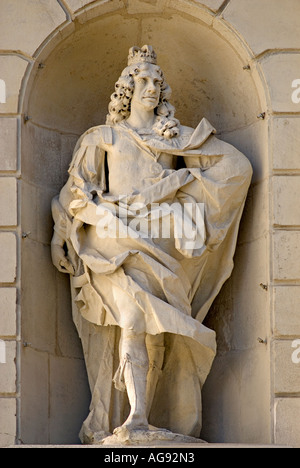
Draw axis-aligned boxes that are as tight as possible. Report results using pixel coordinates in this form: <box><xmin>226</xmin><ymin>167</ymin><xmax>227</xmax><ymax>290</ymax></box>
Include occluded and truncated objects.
<box><xmin>52</xmin><ymin>118</ymin><xmax>252</xmax><ymax>442</ymax></box>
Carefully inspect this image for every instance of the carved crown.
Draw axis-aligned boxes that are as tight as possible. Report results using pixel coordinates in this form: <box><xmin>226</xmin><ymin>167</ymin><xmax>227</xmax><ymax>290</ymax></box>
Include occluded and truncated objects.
<box><xmin>127</xmin><ymin>45</ymin><xmax>157</xmax><ymax>66</ymax></box>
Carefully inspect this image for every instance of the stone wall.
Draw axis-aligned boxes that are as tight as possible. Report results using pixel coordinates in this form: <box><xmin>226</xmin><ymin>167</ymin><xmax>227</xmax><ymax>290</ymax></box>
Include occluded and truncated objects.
<box><xmin>0</xmin><ymin>0</ymin><xmax>299</xmax><ymax>447</ymax></box>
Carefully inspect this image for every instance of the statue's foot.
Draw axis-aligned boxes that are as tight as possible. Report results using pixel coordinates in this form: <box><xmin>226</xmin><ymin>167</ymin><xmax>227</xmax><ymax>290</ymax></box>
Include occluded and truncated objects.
<box><xmin>113</xmin><ymin>414</ymin><xmax>149</xmax><ymax>436</ymax></box>
<box><xmin>149</xmin><ymin>424</ymin><xmax>168</xmax><ymax>432</ymax></box>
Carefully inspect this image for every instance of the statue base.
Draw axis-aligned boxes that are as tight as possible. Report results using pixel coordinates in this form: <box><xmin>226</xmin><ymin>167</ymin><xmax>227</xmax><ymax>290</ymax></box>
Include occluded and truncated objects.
<box><xmin>95</xmin><ymin>427</ymin><xmax>206</xmax><ymax>446</ymax></box>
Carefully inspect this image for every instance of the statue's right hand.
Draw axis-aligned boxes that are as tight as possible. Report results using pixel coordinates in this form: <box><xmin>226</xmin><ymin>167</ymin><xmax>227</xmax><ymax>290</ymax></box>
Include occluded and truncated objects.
<box><xmin>51</xmin><ymin>242</ymin><xmax>75</xmax><ymax>275</ymax></box>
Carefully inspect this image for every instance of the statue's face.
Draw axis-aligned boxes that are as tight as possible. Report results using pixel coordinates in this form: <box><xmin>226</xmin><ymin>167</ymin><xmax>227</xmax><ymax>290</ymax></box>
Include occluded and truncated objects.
<box><xmin>131</xmin><ymin>63</ymin><xmax>162</xmax><ymax>112</ymax></box>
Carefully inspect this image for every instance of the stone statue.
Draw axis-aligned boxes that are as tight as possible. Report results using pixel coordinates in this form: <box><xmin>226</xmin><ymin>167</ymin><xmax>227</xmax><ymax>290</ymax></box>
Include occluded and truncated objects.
<box><xmin>51</xmin><ymin>45</ymin><xmax>252</xmax><ymax>444</ymax></box>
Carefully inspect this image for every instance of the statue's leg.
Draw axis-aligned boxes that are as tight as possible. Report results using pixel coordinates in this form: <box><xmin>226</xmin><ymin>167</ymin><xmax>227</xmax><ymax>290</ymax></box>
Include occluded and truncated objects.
<box><xmin>145</xmin><ymin>334</ymin><xmax>165</xmax><ymax>418</ymax></box>
<box><xmin>114</xmin><ymin>328</ymin><xmax>149</xmax><ymax>433</ymax></box>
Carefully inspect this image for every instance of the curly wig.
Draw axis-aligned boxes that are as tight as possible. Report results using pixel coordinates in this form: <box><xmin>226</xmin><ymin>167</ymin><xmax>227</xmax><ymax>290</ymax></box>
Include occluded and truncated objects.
<box><xmin>106</xmin><ymin>63</ymin><xmax>180</xmax><ymax>139</ymax></box>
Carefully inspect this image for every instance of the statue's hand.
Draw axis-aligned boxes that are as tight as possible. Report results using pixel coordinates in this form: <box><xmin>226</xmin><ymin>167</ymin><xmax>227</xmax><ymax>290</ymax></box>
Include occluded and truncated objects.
<box><xmin>51</xmin><ymin>242</ymin><xmax>75</xmax><ymax>275</ymax></box>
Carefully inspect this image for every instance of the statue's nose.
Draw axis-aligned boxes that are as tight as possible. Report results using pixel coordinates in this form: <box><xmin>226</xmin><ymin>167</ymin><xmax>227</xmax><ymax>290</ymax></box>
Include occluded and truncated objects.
<box><xmin>147</xmin><ymin>82</ymin><xmax>157</xmax><ymax>94</ymax></box>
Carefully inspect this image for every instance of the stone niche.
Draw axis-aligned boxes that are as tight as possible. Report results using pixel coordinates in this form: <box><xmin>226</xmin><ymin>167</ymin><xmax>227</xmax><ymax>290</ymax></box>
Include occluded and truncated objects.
<box><xmin>20</xmin><ymin>7</ymin><xmax>269</xmax><ymax>444</ymax></box>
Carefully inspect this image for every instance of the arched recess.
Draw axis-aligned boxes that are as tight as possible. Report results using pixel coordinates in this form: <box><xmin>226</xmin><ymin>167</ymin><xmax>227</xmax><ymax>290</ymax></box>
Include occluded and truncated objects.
<box><xmin>20</xmin><ymin>2</ymin><xmax>270</xmax><ymax>444</ymax></box>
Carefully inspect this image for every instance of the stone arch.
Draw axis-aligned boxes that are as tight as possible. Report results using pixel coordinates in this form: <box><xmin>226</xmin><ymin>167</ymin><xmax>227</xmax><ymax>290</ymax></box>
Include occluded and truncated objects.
<box><xmin>20</xmin><ymin>1</ymin><xmax>270</xmax><ymax>444</ymax></box>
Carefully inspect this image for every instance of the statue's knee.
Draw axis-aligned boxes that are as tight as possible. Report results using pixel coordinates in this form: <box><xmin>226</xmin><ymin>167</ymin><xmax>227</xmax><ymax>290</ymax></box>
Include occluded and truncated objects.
<box><xmin>146</xmin><ymin>333</ymin><xmax>164</xmax><ymax>348</ymax></box>
<box><xmin>120</xmin><ymin>306</ymin><xmax>146</xmax><ymax>333</ymax></box>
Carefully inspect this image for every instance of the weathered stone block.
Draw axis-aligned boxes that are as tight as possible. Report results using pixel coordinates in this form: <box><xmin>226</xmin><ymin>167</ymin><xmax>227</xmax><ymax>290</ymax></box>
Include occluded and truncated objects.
<box><xmin>221</xmin><ymin>119</ymin><xmax>268</xmax><ymax>184</ymax></box>
<box><xmin>0</xmin><ymin>233</ymin><xmax>17</xmax><ymax>283</ymax></box>
<box><xmin>273</xmin><ymin>176</ymin><xmax>300</xmax><ymax>226</ymax></box>
<box><xmin>21</xmin><ymin>123</ymin><xmax>64</xmax><ymax>190</ymax></box>
<box><xmin>0</xmin><ymin>178</ymin><xmax>17</xmax><ymax>227</ymax></box>
<box><xmin>21</xmin><ymin>347</ymin><xmax>49</xmax><ymax>444</ymax></box>
<box><xmin>0</xmin><ymin>341</ymin><xmax>17</xmax><ymax>393</ymax></box>
<box><xmin>0</xmin><ymin>398</ymin><xmax>16</xmax><ymax>447</ymax></box>
<box><xmin>202</xmin><ymin>348</ymin><xmax>271</xmax><ymax>444</ymax></box>
<box><xmin>0</xmin><ymin>118</ymin><xmax>18</xmax><ymax>171</ymax></box>
<box><xmin>21</xmin><ymin>181</ymin><xmax>37</xmax><ymax>242</ymax></box>
<box><xmin>272</xmin><ymin>118</ymin><xmax>300</xmax><ymax>170</ymax></box>
<box><xmin>238</xmin><ymin>180</ymin><xmax>268</xmax><ymax>245</ymax></box>
<box><xmin>36</xmin><ymin>185</ymin><xmax>58</xmax><ymax>245</ymax></box>
<box><xmin>57</xmin><ymin>274</ymin><xmax>83</xmax><ymax>359</ymax></box>
<box><xmin>169</xmin><ymin>0</ymin><xmax>214</xmax><ymax>25</ymax></box>
<box><xmin>223</xmin><ymin>237</ymin><xmax>269</xmax><ymax>351</ymax></box>
<box><xmin>275</xmin><ymin>398</ymin><xmax>300</xmax><ymax>447</ymax></box>
<box><xmin>273</xmin><ymin>231</ymin><xmax>300</xmax><ymax>281</ymax></box>
<box><xmin>199</xmin><ymin>0</ymin><xmax>225</xmax><ymax>11</ymax></box>
<box><xmin>223</xmin><ymin>0</ymin><xmax>300</xmax><ymax>55</ymax></box>
<box><xmin>260</xmin><ymin>53</ymin><xmax>300</xmax><ymax>113</ymax></box>
<box><xmin>49</xmin><ymin>355</ymin><xmax>90</xmax><ymax>444</ymax></box>
<box><xmin>0</xmin><ymin>0</ymin><xmax>66</xmax><ymax>56</ymax></box>
<box><xmin>274</xmin><ymin>340</ymin><xmax>300</xmax><ymax>394</ymax></box>
<box><xmin>0</xmin><ymin>288</ymin><xmax>17</xmax><ymax>337</ymax></box>
<box><xmin>64</xmin><ymin>0</ymin><xmax>94</xmax><ymax>11</ymax></box>
<box><xmin>274</xmin><ymin>287</ymin><xmax>300</xmax><ymax>337</ymax></box>
<box><xmin>127</xmin><ymin>0</ymin><xmax>164</xmax><ymax>14</ymax></box>
<box><xmin>0</xmin><ymin>57</ymin><xmax>28</xmax><ymax>114</ymax></box>
<box><xmin>68</xmin><ymin>0</ymin><xmax>124</xmax><ymax>20</ymax></box>
<box><xmin>21</xmin><ymin>239</ymin><xmax>56</xmax><ymax>353</ymax></box>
